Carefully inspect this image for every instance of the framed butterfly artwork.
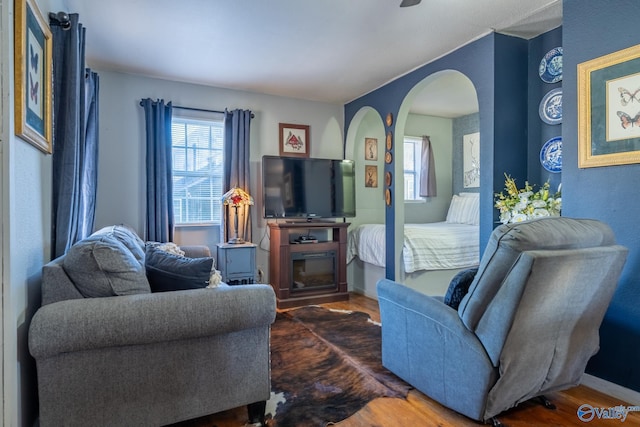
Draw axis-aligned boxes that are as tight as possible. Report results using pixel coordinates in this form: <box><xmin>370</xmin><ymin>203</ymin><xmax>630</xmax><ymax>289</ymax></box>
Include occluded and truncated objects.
<box><xmin>578</xmin><ymin>43</ymin><xmax>640</xmax><ymax>168</ymax></box>
<box><xmin>14</xmin><ymin>0</ymin><xmax>53</xmax><ymax>154</ymax></box>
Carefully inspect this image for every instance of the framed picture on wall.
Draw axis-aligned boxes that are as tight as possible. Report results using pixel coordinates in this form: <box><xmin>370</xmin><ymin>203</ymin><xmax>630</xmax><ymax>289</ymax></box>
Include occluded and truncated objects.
<box><xmin>578</xmin><ymin>43</ymin><xmax>640</xmax><ymax>168</ymax></box>
<box><xmin>364</xmin><ymin>137</ymin><xmax>378</xmax><ymax>161</ymax></box>
<box><xmin>365</xmin><ymin>165</ymin><xmax>378</xmax><ymax>188</ymax></box>
<box><xmin>279</xmin><ymin>123</ymin><xmax>310</xmax><ymax>158</ymax></box>
<box><xmin>463</xmin><ymin>132</ymin><xmax>480</xmax><ymax>188</ymax></box>
<box><xmin>14</xmin><ymin>0</ymin><xmax>53</xmax><ymax>154</ymax></box>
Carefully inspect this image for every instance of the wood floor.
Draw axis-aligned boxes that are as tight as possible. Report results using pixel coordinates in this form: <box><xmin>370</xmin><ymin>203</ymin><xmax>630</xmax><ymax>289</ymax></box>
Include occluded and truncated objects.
<box><xmin>176</xmin><ymin>293</ymin><xmax>640</xmax><ymax>427</ymax></box>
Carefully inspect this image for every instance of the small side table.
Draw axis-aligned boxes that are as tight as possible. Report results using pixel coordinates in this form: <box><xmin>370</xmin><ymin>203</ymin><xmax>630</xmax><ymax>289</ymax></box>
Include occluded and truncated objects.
<box><xmin>216</xmin><ymin>242</ymin><xmax>256</xmax><ymax>285</ymax></box>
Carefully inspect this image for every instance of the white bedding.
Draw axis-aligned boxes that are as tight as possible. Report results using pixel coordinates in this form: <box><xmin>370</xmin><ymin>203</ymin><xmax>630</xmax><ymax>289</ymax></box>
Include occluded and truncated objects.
<box><xmin>347</xmin><ymin>222</ymin><xmax>479</xmax><ymax>273</ymax></box>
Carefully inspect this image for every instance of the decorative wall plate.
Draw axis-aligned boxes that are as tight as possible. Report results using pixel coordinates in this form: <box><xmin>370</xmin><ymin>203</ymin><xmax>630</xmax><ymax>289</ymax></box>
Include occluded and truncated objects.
<box><xmin>386</xmin><ymin>131</ymin><xmax>393</xmax><ymax>150</ymax></box>
<box><xmin>386</xmin><ymin>112</ymin><xmax>393</xmax><ymax>127</ymax></box>
<box><xmin>385</xmin><ymin>189</ymin><xmax>392</xmax><ymax>206</ymax></box>
<box><xmin>385</xmin><ymin>171</ymin><xmax>392</xmax><ymax>187</ymax></box>
<box><xmin>539</xmin><ymin>88</ymin><xmax>562</xmax><ymax>125</ymax></box>
<box><xmin>540</xmin><ymin>136</ymin><xmax>562</xmax><ymax>173</ymax></box>
<box><xmin>385</xmin><ymin>151</ymin><xmax>392</xmax><ymax>164</ymax></box>
<box><xmin>539</xmin><ymin>47</ymin><xmax>563</xmax><ymax>83</ymax></box>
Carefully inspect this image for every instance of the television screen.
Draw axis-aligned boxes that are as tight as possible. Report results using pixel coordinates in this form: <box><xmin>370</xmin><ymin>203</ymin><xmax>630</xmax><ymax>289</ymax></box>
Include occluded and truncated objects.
<box><xmin>262</xmin><ymin>156</ymin><xmax>356</xmax><ymax>219</ymax></box>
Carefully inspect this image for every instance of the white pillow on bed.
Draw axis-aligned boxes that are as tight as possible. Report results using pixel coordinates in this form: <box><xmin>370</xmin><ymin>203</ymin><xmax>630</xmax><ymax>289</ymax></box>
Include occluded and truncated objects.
<box><xmin>446</xmin><ymin>194</ymin><xmax>479</xmax><ymax>225</ymax></box>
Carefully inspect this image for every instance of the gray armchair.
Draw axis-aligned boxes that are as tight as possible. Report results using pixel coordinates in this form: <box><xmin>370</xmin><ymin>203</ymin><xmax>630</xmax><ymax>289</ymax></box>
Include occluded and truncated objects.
<box><xmin>377</xmin><ymin>217</ymin><xmax>627</xmax><ymax>423</ymax></box>
<box><xmin>29</xmin><ymin>226</ymin><xmax>276</xmax><ymax>426</ymax></box>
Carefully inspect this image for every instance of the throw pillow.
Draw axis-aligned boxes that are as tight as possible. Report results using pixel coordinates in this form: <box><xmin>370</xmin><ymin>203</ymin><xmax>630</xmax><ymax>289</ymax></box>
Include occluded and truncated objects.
<box><xmin>443</xmin><ymin>267</ymin><xmax>478</xmax><ymax>310</ymax></box>
<box><xmin>145</xmin><ymin>245</ymin><xmax>214</xmax><ymax>292</ymax></box>
<box><xmin>63</xmin><ymin>234</ymin><xmax>151</xmax><ymax>298</ymax></box>
<box><xmin>92</xmin><ymin>225</ymin><xmax>146</xmax><ymax>263</ymax></box>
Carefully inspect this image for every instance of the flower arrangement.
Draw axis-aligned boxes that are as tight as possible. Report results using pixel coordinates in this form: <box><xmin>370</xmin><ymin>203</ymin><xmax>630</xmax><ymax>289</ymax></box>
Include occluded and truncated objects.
<box><xmin>494</xmin><ymin>174</ymin><xmax>562</xmax><ymax>224</ymax></box>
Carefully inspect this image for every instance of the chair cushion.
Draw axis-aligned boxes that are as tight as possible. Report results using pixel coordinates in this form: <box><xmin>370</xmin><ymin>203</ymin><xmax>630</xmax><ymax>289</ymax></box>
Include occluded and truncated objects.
<box><xmin>145</xmin><ymin>245</ymin><xmax>214</xmax><ymax>292</ymax></box>
<box><xmin>443</xmin><ymin>267</ymin><xmax>478</xmax><ymax>309</ymax></box>
<box><xmin>63</xmin><ymin>234</ymin><xmax>151</xmax><ymax>298</ymax></box>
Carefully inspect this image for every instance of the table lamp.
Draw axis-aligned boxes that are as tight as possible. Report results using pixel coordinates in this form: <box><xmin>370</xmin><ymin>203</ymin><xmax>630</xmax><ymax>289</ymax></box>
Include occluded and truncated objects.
<box><xmin>221</xmin><ymin>187</ymin><xmax>254</xmax><ymax>244</ymax></box>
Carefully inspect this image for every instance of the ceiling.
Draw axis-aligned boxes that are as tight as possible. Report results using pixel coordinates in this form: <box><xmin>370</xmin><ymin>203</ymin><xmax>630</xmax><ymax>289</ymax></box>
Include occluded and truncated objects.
<box><xmin>63</xmin><ymin>0</ymin><xmax>562</xmax><ymax>115</ymax></box>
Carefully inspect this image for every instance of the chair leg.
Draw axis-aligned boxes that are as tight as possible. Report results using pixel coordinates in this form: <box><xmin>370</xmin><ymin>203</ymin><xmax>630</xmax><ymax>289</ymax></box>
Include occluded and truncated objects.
<box><xmin>537</xmin><ymin>395</ymin><xmax>557</xmax><ymax>410</ymax></box>
<box><xmin>247</xmin><ymin>400</ymin><xmax>266</xmax><ymax>426</ymax></box>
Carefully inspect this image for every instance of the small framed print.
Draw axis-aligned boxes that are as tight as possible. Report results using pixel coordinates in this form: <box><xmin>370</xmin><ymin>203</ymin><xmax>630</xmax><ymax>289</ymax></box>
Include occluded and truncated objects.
<box><xmin>14</xmin><ymin>0</ymin><xmax>53</xmax><ymax>153</ymax></box>
<box><xmin>364</xmin><ymin>137</ymin><xmax>378</xmax><ymax>161</ymax></box>
<box><xmin>365</xmin><ymin>165</ymin><xmax>378</xmax><ymax>188</ymax></box>
<box><xmin>279</xmin><ymin>123</ymin><xmax>310</xmax><ymax>158</ymax></box>
<box><xmin>386</xmin><ymin>131</ymin><xmax>393</xmax><ymax>150</ymax></box>
<box><xmin>386</xmin><ymin>112</ymin><xmax>394</xmax><ymax>127</ymax></box>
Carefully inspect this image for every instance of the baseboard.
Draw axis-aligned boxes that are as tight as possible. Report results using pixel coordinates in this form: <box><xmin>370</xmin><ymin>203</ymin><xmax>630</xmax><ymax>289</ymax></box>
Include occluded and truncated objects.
<box><xmin>351</xmin><ymin>288</ymin><xmax>378</xmax><ymax>301</ymax></box>
<box><xmin>581</xmin><ymin>374</ymin><xmax>640</xmax><ymax>404</ymax></box>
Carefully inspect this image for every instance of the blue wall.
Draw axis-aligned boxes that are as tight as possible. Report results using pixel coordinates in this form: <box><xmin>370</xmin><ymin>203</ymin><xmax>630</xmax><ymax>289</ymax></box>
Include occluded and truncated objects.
<box><xmin>563</xmin><ymin>0</ymin><xmax>640</xmax><ymax>391</ymax></box>
<box><xmin>528</xmin><ymin>27</ymin><xmax>562</xmax><ymax>192</ymax></box>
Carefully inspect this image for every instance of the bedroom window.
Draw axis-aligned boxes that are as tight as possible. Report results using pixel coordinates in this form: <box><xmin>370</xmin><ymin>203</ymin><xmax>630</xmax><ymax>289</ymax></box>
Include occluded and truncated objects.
<box><xmin>404</xmin><ymin>137</ymin><xmax>423</xmax><ymax>201</ymax></box>
<box><xmin>171</xmin><ymin>114</ymin><xmax>224</xmax><ymax>224</ymax></box>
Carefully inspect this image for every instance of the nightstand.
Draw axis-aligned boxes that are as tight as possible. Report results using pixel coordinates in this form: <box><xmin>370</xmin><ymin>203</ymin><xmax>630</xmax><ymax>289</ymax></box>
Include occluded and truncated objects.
<box><xmin>216</xmin><ymin>242</ymin><xmax>256</xmax><ymax>285</ymax></box>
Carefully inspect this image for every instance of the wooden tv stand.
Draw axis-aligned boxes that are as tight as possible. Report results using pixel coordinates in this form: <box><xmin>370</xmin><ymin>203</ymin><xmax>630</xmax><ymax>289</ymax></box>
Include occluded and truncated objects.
<box><xmin>268</xmin><ymin>221</ymin><xmax>350</xmax><ymax>308</ymax></box>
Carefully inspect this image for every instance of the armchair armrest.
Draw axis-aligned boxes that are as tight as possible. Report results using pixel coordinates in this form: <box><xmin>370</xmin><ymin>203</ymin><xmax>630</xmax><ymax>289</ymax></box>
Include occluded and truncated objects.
<box><xmin>376</xmin><ymin>279</ymin><xmax>497</xmax><ymax>420</ymax></box>
<box><xmin>180</xmin><ymin>245</ymin><xmax>212</xmax><ymax>258</ymax></box>
<box><xmin>29</xmin><ymin>284</ymin><xmax>275</xmax><ymax>359</ymax></box>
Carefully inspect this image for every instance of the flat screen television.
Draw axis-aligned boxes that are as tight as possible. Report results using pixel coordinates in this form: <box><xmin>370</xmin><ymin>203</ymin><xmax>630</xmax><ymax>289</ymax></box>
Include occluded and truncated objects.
<box><xmin>262</xmin><ymin>155</ymin><xmax>356</xmax><ymax>219</ymax></box>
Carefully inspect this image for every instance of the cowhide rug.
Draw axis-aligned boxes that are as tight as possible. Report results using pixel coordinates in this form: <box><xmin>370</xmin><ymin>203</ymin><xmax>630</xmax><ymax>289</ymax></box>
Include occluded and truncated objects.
<box><xmin>266</xmin><ymin>305</ymin><xmax>411</xmax><ymax>426</ymax></box>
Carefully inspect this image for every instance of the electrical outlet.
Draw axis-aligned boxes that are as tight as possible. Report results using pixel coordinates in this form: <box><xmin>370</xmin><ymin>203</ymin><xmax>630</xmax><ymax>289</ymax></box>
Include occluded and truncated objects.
<box><xmin>257</xmin><ymin>267</ymin><xmax>264</xmax><ymax>283</ymax></box>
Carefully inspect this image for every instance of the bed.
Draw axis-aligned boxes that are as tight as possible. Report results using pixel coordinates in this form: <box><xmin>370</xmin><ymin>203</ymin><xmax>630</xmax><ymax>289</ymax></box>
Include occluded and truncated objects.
<box><xmin>347</xmin><ymin>193</ymin><xmax>480</xmax><ymax>298</ymax></box>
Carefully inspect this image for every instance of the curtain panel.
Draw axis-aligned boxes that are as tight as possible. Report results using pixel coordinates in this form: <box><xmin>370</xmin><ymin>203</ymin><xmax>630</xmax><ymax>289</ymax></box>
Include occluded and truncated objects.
<box><xmin>142</xmin><ymin>99</ymin><xmax>174</xmax><ymax>242</ymax></box>
<box><xmin>222</xmin><ymin>109</ymin><xmax>253</xmax><ymax>243</ymax></box>
<box><xmin>419</xmin><ymin>135</ymin><xmax>437</xmax><ymax>197</ymax></box>
<box><xmin>50</xmin><ymin>14</ymin><xmax>99</xmax><ymax>258</ymax></box>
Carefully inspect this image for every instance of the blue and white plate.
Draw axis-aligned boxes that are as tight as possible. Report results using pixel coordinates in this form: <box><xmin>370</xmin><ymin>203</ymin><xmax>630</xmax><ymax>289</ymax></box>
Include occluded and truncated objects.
<box><xmin>540</xmin><ymin>136</ymin><xmax>562</xmax><ymax>173</ymax></box>
<box><xmin>539</xmin><ymin>47</ymin><xmax>563</xmax><ymax>83</ymax></box>
<box><xmin>539</xmin><ymin>88</ymin><xmax>563</xmax><ymax>125</ymax></box>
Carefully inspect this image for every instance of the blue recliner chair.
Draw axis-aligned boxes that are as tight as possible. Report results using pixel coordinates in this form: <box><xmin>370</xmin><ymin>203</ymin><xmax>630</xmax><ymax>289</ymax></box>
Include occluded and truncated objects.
<box><xmin>377</xmin><ymin>217</ymin><xmax>627</xmax><ymax>424</ymax></box>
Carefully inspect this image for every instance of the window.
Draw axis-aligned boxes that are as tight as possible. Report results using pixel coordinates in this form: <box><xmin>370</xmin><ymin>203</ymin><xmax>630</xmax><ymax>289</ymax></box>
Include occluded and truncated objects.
<box><xmin>404</xmin><ymin>136</ymin><xmax>423</xmax><ymax>201</ymax></box>
<box><xmin>171</xmin><ymin>114</ymin><xmax>224</xmax><ymax>224</ymax></box>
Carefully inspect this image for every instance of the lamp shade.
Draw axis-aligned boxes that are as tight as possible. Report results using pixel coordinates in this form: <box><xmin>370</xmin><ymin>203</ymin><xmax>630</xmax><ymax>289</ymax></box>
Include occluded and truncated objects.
<box><xmin>221</xmin><ymin>187</ymin><xmax>254</xmax><ymax>207</ymax></box>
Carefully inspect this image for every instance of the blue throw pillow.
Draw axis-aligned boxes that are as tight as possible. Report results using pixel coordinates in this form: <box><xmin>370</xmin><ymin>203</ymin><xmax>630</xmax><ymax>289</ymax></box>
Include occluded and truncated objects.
<box><xmin>145</xmin><ymin>245</ymin><xmax>214</xmax><ymax>292</ymax></box>
<box><xmin>444</xmin><ymin>267</ymin><xmax>478</xmax><ymax>309</ymax></box>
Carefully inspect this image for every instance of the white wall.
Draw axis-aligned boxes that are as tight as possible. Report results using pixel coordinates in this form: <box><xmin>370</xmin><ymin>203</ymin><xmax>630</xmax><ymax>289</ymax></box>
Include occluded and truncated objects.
<box><xmin>94</xmin><ymin>70</ymin><xmax>344</xmax><ymax>283</ymax></box>
<box><xmin>2</xmin><ymin>0</ymin><xmax>63</xmax><ymax>425</ymax></box>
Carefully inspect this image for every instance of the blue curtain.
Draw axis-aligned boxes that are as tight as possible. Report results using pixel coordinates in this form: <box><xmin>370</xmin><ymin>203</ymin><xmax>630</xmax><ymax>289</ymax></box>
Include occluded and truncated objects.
<box><xmin>142</xmin><ymin>99</ymin><xmax>174</xmax><ymax>242</ymax></box>
<box><xmin>222</xmin><ymin>109</ymin><xmax>253</xmax><ymax>243</ymax></box>
<box><xmin>50</xmin><ymin>14</ymin><xmax>99</xmax><ymax>258</ymax></box>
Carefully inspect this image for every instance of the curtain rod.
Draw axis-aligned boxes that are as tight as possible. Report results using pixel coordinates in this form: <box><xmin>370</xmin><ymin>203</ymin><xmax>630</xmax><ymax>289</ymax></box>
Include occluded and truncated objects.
<box><xmin>139</xmin><ymin>101</ymin><xmax>254</xmax><ymax>118</ymax></box>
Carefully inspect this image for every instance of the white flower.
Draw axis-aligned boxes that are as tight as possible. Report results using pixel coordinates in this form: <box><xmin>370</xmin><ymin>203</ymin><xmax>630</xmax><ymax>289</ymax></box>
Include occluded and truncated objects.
<box><xmin>511</xmin><ymin>213</ymin><xmax>529</xmax><ymax>223</ymax></box>
<box><xmin>515</xmin><ymin>201</ymin><xmax>528</xmax><ymax>211</ymax></box>
<box><xmin>532</xmin><ymin>208</ymin><xmax>550</xmax><ymax>218</ymax></box>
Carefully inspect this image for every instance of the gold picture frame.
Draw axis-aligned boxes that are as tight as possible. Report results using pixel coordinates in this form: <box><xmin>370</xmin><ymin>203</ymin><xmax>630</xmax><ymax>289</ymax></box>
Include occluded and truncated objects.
<box><xmin>578</xmin><ymin>43</ymin><xmax>640</xmax><ymax>168</ymax></box>
<box><xmin>365</xmin><ymin>165</ymin><xmax>377</xmax><ymax>188</ymax></box>
<box><xmin>14</xmin><ymin>0</ymin><xmax>53</xmax><ymax>154</ymax></box>
<box><xmin>364</xmin><ymin>137</ymin><xmax>378</xmax><ymax>161</ymax></box>
<box><xmin>279</xmin><ymin>123</ymin><xmax>310</xmax><ymax>158</ymax></box>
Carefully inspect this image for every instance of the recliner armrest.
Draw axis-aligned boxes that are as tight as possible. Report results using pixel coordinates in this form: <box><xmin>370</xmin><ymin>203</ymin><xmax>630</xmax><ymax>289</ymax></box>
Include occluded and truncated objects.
<box><xmin>29</xmin><ymin>284</ymin><xmax>275</xmax><ymax>359</ymax></box>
